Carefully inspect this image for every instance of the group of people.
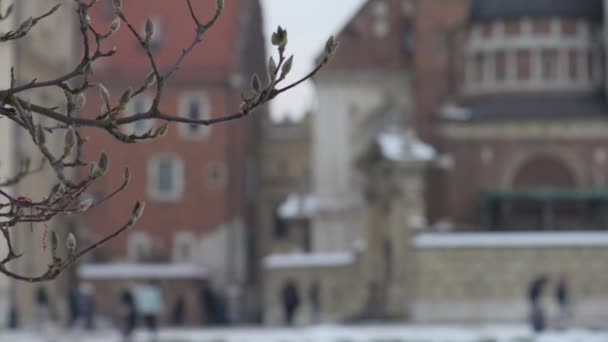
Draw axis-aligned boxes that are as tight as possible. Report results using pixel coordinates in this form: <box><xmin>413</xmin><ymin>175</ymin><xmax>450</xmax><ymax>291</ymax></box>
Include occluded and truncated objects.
<box><xmin>528</xmin><ymin>273</ymin><xmax>571</xmax><ymax>333</ymax></box>
<box><xmin>119</xmin><ymin>280</ymin><xmax>164</xmax><ymax>341</ymax></box>
<box><xmin>118</xmin><ymin>279</ymin><xmax>230</xmax><ymax>341</ymax></box>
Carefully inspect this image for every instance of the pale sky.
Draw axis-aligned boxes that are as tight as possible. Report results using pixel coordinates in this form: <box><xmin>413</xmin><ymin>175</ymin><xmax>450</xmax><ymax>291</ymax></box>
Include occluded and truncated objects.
<box><xmin>260</xmin><ymin>0</ymin><xmax>366</xmax><ymax>119</ymax></box>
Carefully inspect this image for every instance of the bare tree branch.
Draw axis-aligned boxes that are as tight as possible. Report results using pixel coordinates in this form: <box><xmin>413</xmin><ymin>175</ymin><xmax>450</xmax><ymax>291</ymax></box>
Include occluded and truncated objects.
<box><xmin>0</xmin><ymin>0</ymin><xmax>336</xmax><ymax>282</ymax></box>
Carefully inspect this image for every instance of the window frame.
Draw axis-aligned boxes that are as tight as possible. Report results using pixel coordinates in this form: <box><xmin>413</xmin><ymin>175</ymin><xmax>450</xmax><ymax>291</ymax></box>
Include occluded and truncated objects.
<box><xmin>178</xmin><ymin>92</ymin><xmax>211</xmax><ymax>140</ymax></box>
<box><xmin>172</xmin><ymin>231</ymin><xmax>197</xmax><ymax>262</ymax></box>
<box><xmin>127</xmin><ymin>232</ymin><xmax>152</xmax><ymax>261</ymax></box>
<box><xmin>123</xmin><ymin>94</ymin><xmax>156</xmax><ymax>136</ymax></box>
<box><xmin>148</xmin><ymin>154</ymin><xmax>185</xmax><ymax>202</ymax></box>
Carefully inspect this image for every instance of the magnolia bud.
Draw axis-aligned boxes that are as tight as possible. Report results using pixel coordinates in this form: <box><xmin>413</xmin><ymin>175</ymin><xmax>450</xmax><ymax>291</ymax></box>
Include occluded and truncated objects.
<box><xmin>281</xmin><ymin>55</ymin><xmax>294</xmax><ymax>77</ymax></box>
<box><xmin>144</xmin><ymin>72</ymin><xmax>156</xmax><ymax>89</ymax></box>
<box><xmin>113</xmin><ymin>0</ymin><xmax>123</xmax><ymax>13</ymax></box>
<box><xmin>251</xmin><ymin>73</ymin><xmax>261</xmax><ymax>93</ymax></box>
<box><xmin>18</xmin><ymin>17</ymin><xmax>33</xmax><ymax>33</ymax></box>
<box><xmin>109</xmin><ymin>17</ymin><xmax>120</xmax><ymax>34</ymax></box>
<box><xmin>131</xmin><ymin>201</ymin><xmax>145</xmax><ymax>221</ymax></box>
<box><xmin>119</xmin><ymin>87</ymin><xmax>132</xmax><ymax>108</ymax></box>
<box><xmin>66</xmin><ymin>233</ymin><xmax>76</xmax><ymax>252</ymax></box>
<box><xmin>89</xmin><ymin>162</ymin><xmax>101</xmax><ymax>179</ymax></box>
<box><xmin>144</xmin><ymin>18</ymin><xmax>154</xmax><ymax>44</ymax></box>
<box><xmin>78</xmin><ymin>198</ymin><xmax>93</xmax><ymax>211</ymax></box>
<box><xmin>123</xmin><ymin>167</ymin><xmax>131</xmax><ymax>185</ymax></box>
<box><xmin>98</xmin><ymin>152</ymin><xmax>109</xmax><ymax>175</ymax></box>
<box><xmin>75</xmin><ymin>92</ymin><xmax>86</xmax><ymax>109</ymax></box>
<box><xmin>64</xmin><ymin>126</ymin><xmax>76</xmax><ymax>155</ymax></box>
<box><xmin>325</xmin><ymin>35</ymin><xmax>338</xmax><ymax>57</ymax></box>
<box><xmin>156</xmin><ymin>124</ymin><xmax>168</xmax><ymax>137</ymax></box>
<box><xmin>268</xmin><ymin>57</ymin><xmax>278</xmax><ymax>79</ymax></box>
<box><xmin>216</xmin><ymin>0</ymin><xmax>224</xmax><ymax>10</ymax></box>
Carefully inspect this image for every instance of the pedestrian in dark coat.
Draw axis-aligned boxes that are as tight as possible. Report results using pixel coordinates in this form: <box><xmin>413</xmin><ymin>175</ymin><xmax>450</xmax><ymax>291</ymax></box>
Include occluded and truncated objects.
<box><xmin>555</xmin><ymin>273</ymin><xmax>571</xmax><ymax>327</ymax></box>
<box><xmin>528</xmin><ymin>274</ymin><xmax>548</xmax><ymax>333</ymax></box>
<box><xmin>119</xmin><ymin>286</ymin><xmax>137</xmax><ymax>340</ymax></box>
<box><xmin>282</xmin><ymin>280</ymin><xmax>300</xmax><ymax>326</ymax></box>
<box><xmin>172</xmin><ymin>295</ymin><xmax>186</xmax><ymax>326</ymax></box>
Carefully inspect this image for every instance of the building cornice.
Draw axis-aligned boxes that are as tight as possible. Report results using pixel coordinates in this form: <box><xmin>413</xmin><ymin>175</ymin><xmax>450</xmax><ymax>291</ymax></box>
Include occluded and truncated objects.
<box><xmin>438</xmin><ymin>119</ymin><xmax>608</xmax><ymax>140</ymax></box>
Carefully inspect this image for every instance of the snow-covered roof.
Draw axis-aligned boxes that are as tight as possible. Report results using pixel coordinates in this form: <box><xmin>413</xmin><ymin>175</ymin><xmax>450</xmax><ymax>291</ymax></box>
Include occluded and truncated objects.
<box><xmin>439</xmin><ymin>103</ymin><xmax>472</xmax><ymax>121</ymax></box>
<box><xmin>376</xmin><ymin>129</ymin><xmax>436</xmax><ymax>162</ymax></box>
<box><xmin>414</xmin><ymin>231</ymin><xmax>608</xmax><ymax>248</ymax></box>
<box><xmin>278</xmin><ymin>193</ymin><xmax>317</xmax><ymax>220</ymax></box>
<box><xmin>79</xmin><ymin>263</ymin><xmax>207</xmax><ymax>280</ymax></box>
<box><xmin>263</xmin><ymin>252</ymin><xmax>355</xmax><ymax>269</ymax></box>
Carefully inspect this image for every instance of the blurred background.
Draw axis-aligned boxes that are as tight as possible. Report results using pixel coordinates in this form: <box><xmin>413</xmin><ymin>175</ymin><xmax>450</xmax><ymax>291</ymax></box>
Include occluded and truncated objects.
<box><xmin>1</xmin><ymin>0</ymin><xmax>608</xmax><ymax>341</ymax></box>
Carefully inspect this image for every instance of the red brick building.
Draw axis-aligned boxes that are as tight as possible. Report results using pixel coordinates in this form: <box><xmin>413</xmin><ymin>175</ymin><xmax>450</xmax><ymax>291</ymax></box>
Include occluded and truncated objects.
<box><xmin>419</xmin><ymin>0</ymin><xmax>608</xmax><ymax>231</ymax></box>
<box><xmin>78</xmin><ymin>0</ymin><xmax>266</xmax><ymax>324</ymax></box>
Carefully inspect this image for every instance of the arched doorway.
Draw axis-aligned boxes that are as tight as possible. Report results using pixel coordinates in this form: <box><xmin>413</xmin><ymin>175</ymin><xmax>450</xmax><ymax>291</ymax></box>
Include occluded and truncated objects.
<box><xmin>483</xmin><ymin>153</ymin><xmax>602</xmax><ymax>231</ymax></box>
<box><xmin>509</xmin><ymin>155</ymin><xmax>578</xmax><ymax>230</ymax></box>
<box><xmin>512</xmin><ymin>155</ymin><xmax>577</xmax><ymax>189</ymax></box>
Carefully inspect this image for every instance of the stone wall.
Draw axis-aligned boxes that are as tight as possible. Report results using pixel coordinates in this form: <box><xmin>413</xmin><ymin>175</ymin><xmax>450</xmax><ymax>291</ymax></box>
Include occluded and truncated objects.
<box><xmin>263</xmin><ymin>254</ymin><xmax>365</xmax><ymax>325</ymax></box>
<box><xmin>411</xmin><ymin>232</ymin><xmax>608</xmax><ymax>328</ymax></box>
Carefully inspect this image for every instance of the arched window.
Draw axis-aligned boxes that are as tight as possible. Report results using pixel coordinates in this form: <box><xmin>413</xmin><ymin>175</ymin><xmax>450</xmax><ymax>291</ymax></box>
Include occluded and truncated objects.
<box><xmin>127</xmin><ymin>232</ymin><xmax>152</xmax><ymax>261</ymax></box>
<box><xmin>173</xmin><ymin>232</ymin><xmax>197</xmax><ymax>262</ymax></box>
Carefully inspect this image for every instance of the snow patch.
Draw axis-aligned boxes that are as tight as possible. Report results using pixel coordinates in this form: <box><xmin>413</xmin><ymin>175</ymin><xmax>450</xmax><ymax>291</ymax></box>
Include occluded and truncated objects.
<box><xmin>440</xmin><ymin>103</ymin><xmax>473</xmax><ymax>121</ymax></box>
<box><xmin>376</xmin><ymin>129</ymin><xmax>435</xmax><ymax>162</ymax></box>
<box><xmin>278</xmin><ymin>193</ymin><xmax>317</xmax><ymax>219</ymax></box>
<box><xmin>414</xmin><ymin>231</ymin><xmax>608</xmax><ymax>248</ymax></box>
<box><xmin>263</xmin><ymin>252</ymin><xmax>355</xmax><ymax>269</ymax></box>
<box><xmin>79</xmin><ymin>262</ymin><xmax>207</xmax><ymax>279</ymax></box>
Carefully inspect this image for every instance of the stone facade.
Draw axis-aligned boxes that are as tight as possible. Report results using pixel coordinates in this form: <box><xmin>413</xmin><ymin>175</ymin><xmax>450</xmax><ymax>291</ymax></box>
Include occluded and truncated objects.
<box><xmin>313</xmin><ymin>0</ymin><xmax>415</xmax><ymax>253</ymax></box>
<box><xmin>255</xmin><ymin>113</ymin><xmax>312</xmax><ymax>259</ymax></box>
<box><xmin>2</xmin><ymin>0</ymin><xmax>78</xmax><ymax>326</ymax></box>
<box><xmin>263</xmin><ymin>130</ymin><xmax>433</xmax><ymax>324</ymax></box>
<box><xmin>263</xmin><ymin>256</ymin><xmax>363</xmax><ymax>325</ymax></box>
<box><xmin>412</xmin><ymin>234</ymin><xmax>608</xmax><ymax>327</ymax></box>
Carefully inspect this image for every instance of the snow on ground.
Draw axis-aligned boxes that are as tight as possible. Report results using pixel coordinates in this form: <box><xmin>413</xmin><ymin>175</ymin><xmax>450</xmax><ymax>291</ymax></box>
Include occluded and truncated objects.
<box><xmin>2</xmin><ymin>324</ymin><xmax>608</xmax><ymax>342</ymax></box>
<box><xmin>414</xmin><ymin>231</ymin><xmax>608</xmax><ymax>248</ymax></box>
<box><xmin>263</xmin><ymin>251</ymin><xmax>355</xmax><ymax>269</ymax></box>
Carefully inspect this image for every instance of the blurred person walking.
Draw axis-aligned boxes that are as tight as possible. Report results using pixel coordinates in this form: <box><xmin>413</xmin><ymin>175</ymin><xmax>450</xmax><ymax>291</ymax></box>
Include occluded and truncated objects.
<box><xmin>79</xmin><ymin>282</ymin><xmax>96</xmax><ymax>330</ymax></box>
<box><xmin>309</xmin><ymin>281</ymin><xmax>321</xmax><ymax>324</ymax></box>
<box><xmin>199</xmin><ymin>281</ymin><xmax>228</xmax><ymax>325</ymax></box>
<box><xmin>555</xmin><ymin>273</ymin><xmax>571</xmax><ymax>328</ymax></box>
<box><xmin>67</xmin><ymin>284</ymin><xmax>81</xmax><ymax>328</ymax></box>
<box><xmin>281</xmin><ymin>280</ymin><xmax>300</xmax><ymax>326</ymax></box>
<box><xmin>135</xmin><ymin>280</ymin><xmax>164</xmax><ymax>339</ymax></box>
<box><xmin>119</xmin><ymin>284</ymin><xmax>137</xmax><ymax>341</ymax></box>
<box><xmin>35</xmin><ymin>286</ymin><xmax>50</xmax><ymax>331</ymax></box>
<box><xmin>528</xmin><ymin>274</ymin><xmax>549</xmax><ymax>333</ymax></box>
<box><xmin>172</xmin><ymin>295</ymin><xmax>185</xmax><ymax>326</ymax></box>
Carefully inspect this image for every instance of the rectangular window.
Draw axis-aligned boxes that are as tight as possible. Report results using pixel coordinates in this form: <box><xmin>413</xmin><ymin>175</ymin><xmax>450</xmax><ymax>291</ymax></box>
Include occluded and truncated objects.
<box><xmin>157</xmin><ymin>160</ymin><xmax>174</xmax><ymax>192</ymax></box>
<box><xmin>568</xmin><ymin>50</ymin><xmax>578</xmax><ymax>79</ymax></box>
<box><xmin>504</xmin><ymin>20</ymin><xmax>520</xmax><ymax>36</ymax></box>
<box><xmin>179</xmin><ymin>93</ymin><xmax>210</xmax><ymax>139</ymax></box>
<box><xmin>516</xmin><ymin>50</ymin><xmax>530</xmax><ymax>80</ymax></box>
<box><xmin>188</xmin><ymin>100</ymin><xmax>201</xmax><ymax>133</ymax></box>
<box><xmin>148</xmin><ymin>156</ymin><xmax>184</xmax><ymax>201</ymax></box>
<box><xmin>495</xmin><ymin>51</ymin><xmax>506</xmax><ymax>81</ymax></box>
<box><xmin>541</xmin><ymin>49</ymin><xmax>558</xmax><ymax>80</ymax></box>
<box><xmin>532</xmin><ymin>18</ymin><xmax>550</xmax><ymax>35</ymax></box>
<box><xmin>474</xmin><ymin>53</ymin><xmax>484</xmax><ymax>82</ymax></box>
<box><xmin>561</xmin><ymin>20</ymin><xmax>577</xmax><ymax>36</ymax></box>
<box><xmin>125</xmin><ymin>95</ymin><xmax>154</xmax><ymax>136</ymax></box>
<box><xmin>133</xmin><ymin>99</ymin><xmax>150</xmax><ymax>134</ymax></box>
